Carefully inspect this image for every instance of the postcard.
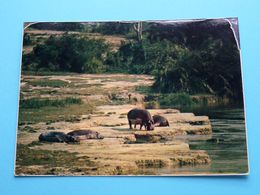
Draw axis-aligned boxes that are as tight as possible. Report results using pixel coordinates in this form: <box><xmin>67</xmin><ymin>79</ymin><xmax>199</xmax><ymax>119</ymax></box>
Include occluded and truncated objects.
<box><xmin>15</xmin><ymin>18</ymin><xmax>248</xmax><ymax>176</ymax></box>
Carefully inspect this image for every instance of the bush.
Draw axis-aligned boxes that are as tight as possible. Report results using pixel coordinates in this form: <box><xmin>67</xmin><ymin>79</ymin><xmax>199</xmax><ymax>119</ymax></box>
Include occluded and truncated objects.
<box><xmin>29</xmin><ymin>22</ymin><xmax>84</xmax><ymax>31</ymax></box>
<box><xmin>135</xmin><ymin>86</ymin><xmax>152</xmax><ymax>94</ymax></box>
<box><xmin>23</xmin><ymin>34</ymin><xmax>109</xmax><ymax>73</ymax></box>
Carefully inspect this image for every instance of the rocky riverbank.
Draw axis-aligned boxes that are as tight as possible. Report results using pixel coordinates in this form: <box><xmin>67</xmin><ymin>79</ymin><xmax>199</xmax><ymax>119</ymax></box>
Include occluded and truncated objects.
<box><xmin>16</xmin><ymin>74</ymin><xmax>212</xmax><ymax>175</ymax></box>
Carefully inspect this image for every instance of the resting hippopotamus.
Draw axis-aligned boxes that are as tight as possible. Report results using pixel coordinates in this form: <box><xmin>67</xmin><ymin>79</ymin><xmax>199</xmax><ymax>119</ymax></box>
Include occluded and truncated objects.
<box><xmin>153</xmin><ymin>115</ymin><xmax>170</xmax><ymax>127</ymax></box>
<box><xmin>39</xmin><ymin>132</ymin><xmax>78</xmax><ymax>143</ymax></box>
<box><xmin>127</xmin><ymin>108</ymin><xmax>154</xmax><ymax>130</ymax></box>
<box><xmin>67</xmin><ymin>130</ymin><xmax>104</xmax><ymax>140</ymax></box>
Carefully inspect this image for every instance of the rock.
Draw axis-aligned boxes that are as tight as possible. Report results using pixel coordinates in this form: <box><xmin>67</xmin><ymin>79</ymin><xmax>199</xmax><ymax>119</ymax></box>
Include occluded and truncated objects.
<box><xmin>171</xmin><ymin>151</ymin><xmax>211</xmax><ymax>166</ymax></box>
<box><xmin>134</xmin><ymin>128</ymin><xmax>186</xmax><ymax>143</ymax></box>
<box><xmin>185</xmin><ymin>125</ymin><xmax>212</xmax><ymax>135</ymax></box>
<box><xmin>134</xmin><ymin>132</ymin><xmax>164</xmax><ymax>143</ymax></box>
<box><xmin>135</xmin><ymin>159</ymin><xmax>170</xmax><ymax>168</ymax></box>
<box><xmin>123</xmin><ymin>135</ymin><xmax>136</xmax><ymax>144</ymax></box>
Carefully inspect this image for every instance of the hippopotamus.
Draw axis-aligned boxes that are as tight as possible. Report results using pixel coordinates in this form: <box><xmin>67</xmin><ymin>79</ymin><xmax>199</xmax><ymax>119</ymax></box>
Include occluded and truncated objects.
<box><xmin>127</xmin><ymin>108</ymin><xmax>154</xmax><ymax>130</ymax></box>
<box><xmin>39</xmin><ymin>132</ymin><xmax>78</xmax><ymax>143</ymax></box>
<box><xmin>153</xmin><ymin>115</ymin><xmax>170</xmax><ymax>127</ymax></box>
<box><xmin>67</xmin><ymin>130</ymin><xmax>104</xmax><ymax>140</ymax></box>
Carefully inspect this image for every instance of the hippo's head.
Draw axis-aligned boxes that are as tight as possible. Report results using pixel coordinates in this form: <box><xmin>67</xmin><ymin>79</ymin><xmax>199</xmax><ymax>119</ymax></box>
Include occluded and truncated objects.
<box><xmin>147</xmin><ymin>120</ymin><xmax>154</xmax><ymax>131</ymax></box>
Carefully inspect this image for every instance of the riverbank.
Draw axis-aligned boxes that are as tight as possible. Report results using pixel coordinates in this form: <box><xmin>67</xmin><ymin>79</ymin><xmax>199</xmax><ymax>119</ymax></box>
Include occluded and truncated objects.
<box><xmin>16</xmin><ymin>73</ymin><xmax>213</xmax><ymax>175</ymax></box>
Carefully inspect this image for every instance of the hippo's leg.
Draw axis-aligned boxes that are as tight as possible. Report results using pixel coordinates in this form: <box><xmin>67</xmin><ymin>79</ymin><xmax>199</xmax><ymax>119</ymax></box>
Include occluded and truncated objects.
<box><xmin>140</xmin><ymin>123</ymin><xmax>144</xmax><ymax>130</ymax></box>
<box><xmin>129</xmin><ymin>120</ymin><xmax>133</xmax><ymax>129</ymax></box>
<box><xmin>134</xmin><ymin>123</ymin><xmax>137</xmax><ymax>129</ymax></box>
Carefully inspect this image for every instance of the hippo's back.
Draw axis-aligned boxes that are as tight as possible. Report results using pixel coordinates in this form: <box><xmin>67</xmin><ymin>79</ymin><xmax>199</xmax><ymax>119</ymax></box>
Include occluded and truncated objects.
<box><xmin>67</xmin><ymin>130</ymin><xmax>103</xmax><ymax>140</ymax></box>
<box><xmin>39</xmin><ymin>132</ymin><xmax>68</xmax><ymax>142</ymax></box>
<box><xmin>153</xmin><ymin>115</ymin><xmax>169</xmax><ymax>126</ymax></box>
<box><xmin>127</xmin><ymin>108</ymin><xmax>152</xmax><ymax>122</ymax></box>
<box><xmin>67</xmin><ymin>130</ymin><xmax>93</xmax><ymax>136</ymax></box>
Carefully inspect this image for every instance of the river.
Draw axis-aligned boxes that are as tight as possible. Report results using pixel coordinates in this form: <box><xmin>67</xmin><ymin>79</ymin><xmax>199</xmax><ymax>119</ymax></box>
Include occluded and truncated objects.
<box><xmin>147</xmin><ymin>105</ymin><xmax>249</xmax><ymax>175</ymax></box>
<box><xmin>178</xmin><ymin>106</ymin><xmax>249</xmax><ymax>174</ymax></box>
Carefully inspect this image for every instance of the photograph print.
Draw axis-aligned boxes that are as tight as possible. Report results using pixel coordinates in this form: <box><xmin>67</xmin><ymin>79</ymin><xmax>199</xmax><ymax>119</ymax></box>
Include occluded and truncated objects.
<box><xmin>15</xmin><ymin>18</ymin><xmax>248</xmax><ymax>176</ymax></box>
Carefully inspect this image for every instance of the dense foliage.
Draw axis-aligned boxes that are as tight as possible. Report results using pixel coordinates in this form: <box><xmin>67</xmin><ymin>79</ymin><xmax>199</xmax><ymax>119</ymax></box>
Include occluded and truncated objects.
<box><xmin>29</xmin><ymin>22</ymin><xmax>84</xmax><ymax>31</ymax></box>
<box><xmin>90</xmin><ymin>22</ymin><xmax>134</xmax><ymax>36</ymax></box>
<box><xmin>23</xmin><ymin>20</ymin><xmax>243</xmax><ymax>101</ymax></box>
<box><xmin>23</xmin><ymin>34</ymin><xmax>109</xmax><ymax>73</ymax></box>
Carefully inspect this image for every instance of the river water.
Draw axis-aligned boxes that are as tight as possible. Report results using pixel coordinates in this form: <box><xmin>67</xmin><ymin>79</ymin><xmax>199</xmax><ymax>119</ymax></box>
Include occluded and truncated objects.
<box><xmin>175</xmin><ymin>106</ymin><xmax>249</xmax><ymax>174</ymax></box>
<box><xmin>139</xmin><ymin>105</ymin><xmax>248</xmax><ymax>175</ymax></box>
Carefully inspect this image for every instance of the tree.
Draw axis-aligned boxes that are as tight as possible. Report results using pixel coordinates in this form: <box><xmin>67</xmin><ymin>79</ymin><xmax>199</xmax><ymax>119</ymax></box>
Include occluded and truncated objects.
<box><xmin>133</xmin><ymin>22</ymin><xmax>143</xmax><ymax>42</ymax></box>
<box><xmin>23</xmin><ymin>34</ymin><xmax>109</xmax><ymax>73</ymax></box>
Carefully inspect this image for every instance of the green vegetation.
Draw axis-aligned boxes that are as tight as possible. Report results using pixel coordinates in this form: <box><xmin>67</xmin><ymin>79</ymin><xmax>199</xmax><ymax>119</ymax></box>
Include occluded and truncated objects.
<box><xmin>20</xmin><ymin>97</ymin><xmax>82</xmax><ymax>109</ymax></box>
<box><xmin>23</xmin><ymin>33</ymin><xmax>109</xmax><ymax>73</ymax></box>
<box><xmin>23</xmin><ymin>71</ymin><xmax>76</xmax><ymax>76</ymax></box>
<box><xmin>23</xmin><ymin>20</ymin><xmax>243</xmax><ymax>102</ymax></box>
<box><xmin>28</xmin><ymin>22</ymin><xmax>84</xmax><ymax>32</ymax></box>
<box><xmin>159</xmin><ymin>93</ymin><xmax>196</xmax><ymax>107</ymax></box>
<box><xmin>19</xmin><ymin>102</ymin><xmax>95</xmax><ymax>124</ymax></box>
<box><xmin>18</xmin><ymin>125</ymin><xmax>37</xmax><ymax>133</ymax></box>
<box><xmin>16</xmin><ymin>144</ymin><xmax>95</xmax><ymax>175</ymax></box>
<box><xmin>90</xmin><ymin>22</ymin><xmax>134</xmax><ymax>36</ymax></box>
<box><xmin>135</xmin><ymin>85</ymin><xmax>152</xmax><ymax>94</ymax></box>
<box><xmin>28</xmin><ymin>79</ymin><xmax>68</xmax><ymax>88</ymax></box>
<box><xmin>135</xmin><ymin>85</ymin><xmax>198</xmax><ymax>108</ymax></box>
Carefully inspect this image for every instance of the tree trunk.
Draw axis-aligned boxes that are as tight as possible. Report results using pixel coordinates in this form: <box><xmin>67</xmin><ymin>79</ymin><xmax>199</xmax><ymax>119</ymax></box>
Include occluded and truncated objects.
<box><xmin>133</xmin><ymin>22</ymin><xmax>143</xmax><ymax>42</ymax></box>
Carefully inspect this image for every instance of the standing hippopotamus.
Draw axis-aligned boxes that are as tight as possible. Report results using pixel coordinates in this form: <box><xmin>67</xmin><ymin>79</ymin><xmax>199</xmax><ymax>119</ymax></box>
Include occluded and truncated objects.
<box><xmin>127</xmin><ymin>108</ymin><xmax>154</xmax><ymax>130</ymax></box>
<box><xmin>153</xmin><ymin>115</ymin><xmax>170</xmax><ymax>127</ymax></box>
<box><xmin>39</xmin><ymin>132</ymin><xmax>78</xmax><ymax>143</ymax></box>
<box><xmin>67</xmin><ymin>130</ymin><xmax>104</xmax><ymax>140</ymax></box>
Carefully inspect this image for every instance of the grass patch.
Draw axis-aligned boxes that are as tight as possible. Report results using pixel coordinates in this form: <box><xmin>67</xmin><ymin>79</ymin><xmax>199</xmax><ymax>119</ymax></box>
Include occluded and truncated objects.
<box><xmin>159</xmin><ymin>93</ymin><xmax>196</xmax><ymax>107</ymax></box>
<box><xmin>18</xmin><ymin>125</ymin><xmax>37</xmax><ymax>133</ymax></box>
<box><xmin>135</xmin><ymin>85</ymin><xmax>152</xmax><ymax>94</ymax></box>
<box><xmin>28</xmin><ymin>79</ymin><xmax>69</xmax><ymax>88</ymax></box>
<box><xmin>23</xmin><ymin>71</ymin><xmax>76</xmax><ymax>76</ymax></box>
<box><xmin>20</xmin><ymin>97</ymin><xmax>82</xmax><ymax>109</ymax></box>
<box><xmin>27</xmin><ymin>141</ymin><xmax>45</xmax><ymax>147</ymax></box>
<box><xmin>15</xmin><ymin>144</ymin><xmax>96</xmax><ymax>175</ymax></box>
<box><xmin>18</xmin><ymin>101</ymin><xmax>96</xmax><ymax>124</ymax></box>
